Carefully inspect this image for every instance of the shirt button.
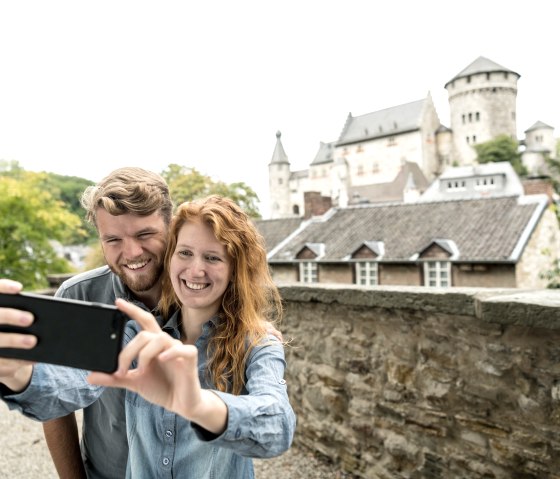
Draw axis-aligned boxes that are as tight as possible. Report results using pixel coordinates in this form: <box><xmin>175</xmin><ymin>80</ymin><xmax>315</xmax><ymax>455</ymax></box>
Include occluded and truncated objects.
<box><xmin>165</xmin><ymin>430</ymin><xmax>173</xmax><ymax>438</ymax></box>
<box><xmin>163</xmin><ymin>458</ymin><xmax>170</xmax><ymax>466</ymax></box>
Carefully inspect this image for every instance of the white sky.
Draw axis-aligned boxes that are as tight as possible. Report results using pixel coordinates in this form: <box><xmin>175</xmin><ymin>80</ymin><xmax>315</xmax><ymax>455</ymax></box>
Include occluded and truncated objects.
<box><xmin>0</xmin><ymin>0</ymin><xmax>558</xmax><ymax>216</ymax></box>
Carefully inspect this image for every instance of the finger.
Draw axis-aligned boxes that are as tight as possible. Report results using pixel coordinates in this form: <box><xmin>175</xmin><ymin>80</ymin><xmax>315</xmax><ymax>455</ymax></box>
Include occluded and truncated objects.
<box><xmin>0</xmin><ymin>279</ymin><xmax>23</xmax><ymax>294</ymax></box>
<box><xmin>115</xmin><ymin>298</ymin><xmax>160</xmax><ymax>333</ymax></box>
<box><xmin>135</xmin><ymin>334</ymin><xmax>179</xmax><ymax>373</ymax></box>
<box><xmin>0</xmin><ymin>332</ymin><xmax>37</xmax><ymax>349</ymax></box>
<box><xmin>159</xmin><ymin>343</ymin><xmax>198</xmax><ymax>363</ymax></box>
<box><xmin>115</xmin><ymin>330</ymin><xmax>157</xmax><ymax>374</ymax></box>
<box><xmin>0</xmin><ymin>308</ymin><xmax>34</xmax><ymax>327</ymax></box>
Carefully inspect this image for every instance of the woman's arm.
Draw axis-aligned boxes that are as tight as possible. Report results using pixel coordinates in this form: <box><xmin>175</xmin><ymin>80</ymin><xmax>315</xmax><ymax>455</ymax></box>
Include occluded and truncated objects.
<box><xmin>88</xmin><ymin>299</ymin><xmax>228</xmax><ymax>434</ymax></box>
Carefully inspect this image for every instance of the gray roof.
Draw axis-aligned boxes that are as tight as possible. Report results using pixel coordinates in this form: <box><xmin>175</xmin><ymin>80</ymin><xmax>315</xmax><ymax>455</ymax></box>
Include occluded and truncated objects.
<box><xmin>337</xmin><ymin>98</ymin><xmax>425</xmax><ymax>146</ymax></box>
<box><xmin>269</xmin><ymin>131</ymin><xmax>289</xmax><ymax>165</ymax></box>
<box><xmin>445</xmin><ymin>56</ymin><xmax>520</xmax><ymax>87</ymax></box>
<box><xmin>310</xmin><ymin>141</ymin><xmax>335</xmax><ymax>166</ymax></box>
<box><xmin>252</xmin><ymin>217</ymin><xmax>303</xmax><ymax>253</ymax></box>
<box><xmin>525</xmin><ymin>121</ymin><xmax>554</xmax><ymax>133</ymax></box>
<box><xmin>262</xmin><ymin>196</ymin><xmax>547</xmax><ymax>263</ymax></box>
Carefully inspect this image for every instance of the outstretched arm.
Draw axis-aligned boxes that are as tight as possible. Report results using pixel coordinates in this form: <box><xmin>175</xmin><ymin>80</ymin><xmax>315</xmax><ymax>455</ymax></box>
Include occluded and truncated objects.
<box><xmin>0</xmin><ymin>279</ymin><xmax>35</xmax><ymax>392</ymax></box>
<box><xmin>88</xmin><ymin>299</ymin><xmax>228</xmax><ymax>435</ymax></box>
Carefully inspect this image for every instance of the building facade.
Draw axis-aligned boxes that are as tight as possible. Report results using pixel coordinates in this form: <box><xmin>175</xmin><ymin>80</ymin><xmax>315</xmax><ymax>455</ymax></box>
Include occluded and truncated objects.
<box><xmin>268</xmin><ymin>56</ymin><xmax>558</xmax><ymax>220</ymax></box>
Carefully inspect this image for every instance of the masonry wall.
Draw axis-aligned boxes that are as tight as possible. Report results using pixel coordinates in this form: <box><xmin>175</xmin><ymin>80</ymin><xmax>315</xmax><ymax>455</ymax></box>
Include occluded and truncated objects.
<box><xmin>278</xmin><ymin>283</ymin><xmax>560</xmax><ymax>478</ymax></box>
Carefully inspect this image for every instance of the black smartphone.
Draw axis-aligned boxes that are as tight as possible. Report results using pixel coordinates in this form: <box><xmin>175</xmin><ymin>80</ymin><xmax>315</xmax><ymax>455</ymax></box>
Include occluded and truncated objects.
<box><xmin>0</xmin><ymin>292</ymin><xmax>127</xmax><ymax>373</ymax></box>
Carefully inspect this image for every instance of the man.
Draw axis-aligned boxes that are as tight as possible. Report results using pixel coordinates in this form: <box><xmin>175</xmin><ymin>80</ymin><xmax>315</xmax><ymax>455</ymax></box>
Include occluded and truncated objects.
<box><xmin>41</xmin><ymin>166</ymin><xmax>173</xmax><ymax>479</ymax></box>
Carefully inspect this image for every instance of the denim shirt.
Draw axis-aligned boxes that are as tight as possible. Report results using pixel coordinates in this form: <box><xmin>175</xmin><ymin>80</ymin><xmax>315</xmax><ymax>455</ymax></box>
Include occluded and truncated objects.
<box><xmin>3</xmin><ymin>309</ymin><xmax>296</xmax><ymax>479</ymax></box>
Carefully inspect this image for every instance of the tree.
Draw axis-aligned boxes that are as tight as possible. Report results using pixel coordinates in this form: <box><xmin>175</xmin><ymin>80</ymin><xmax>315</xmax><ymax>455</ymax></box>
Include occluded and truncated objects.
<box><xmin>0</xmin><ymin>163</ymin><xmax>96</xmax><ymax>244</ymax></box>
<box><xmin>473</xmin><ymin>134</ymin><xmax>528</xmax><ymax>176</ymax></box>
<box><xmin>0</xmin><ymin>173</ymin><xmax>85</xmax><ymax>289</ymax></box>
<box><xmin>161</xmin><ymin>164</ymin><xmax>261</xmax><ymax>218</ymax></box>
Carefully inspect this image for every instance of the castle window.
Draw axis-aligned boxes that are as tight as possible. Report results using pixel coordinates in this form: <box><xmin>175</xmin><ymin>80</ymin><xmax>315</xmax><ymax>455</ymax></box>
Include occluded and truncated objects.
<box><xmin>472</xmin><ymin>135</ymin><xmax>476</xmax><ymax>143</ymax></box>
<box><xmin>462</xmin><ymin>114</ymin><xmax>466</xmax><ymax>124</ymax></box>
<box><xmin>475</xmin><ymin>112</ymin><xmax>480</xmax><ymax>121</ymax></box>
<box><xmin>387</xmin><ymin>137</ymin><xmax>396</xmax><ymax>146</ymax></box>
<box><xmin>299</xmin><ymin>262</ymin><xmax>318</xmax><ymax>283</ymax></box>
<box><xmin>357</xmin><ymin>164</ymin><xmax>364</xmax><ymax>175</ymax></box>
<box><xmin>355</xmin><ymin>261</ymin><xmax>378</xmax><ymax>286</ymax></box>
<box><xmin>468</xmin><ymin>113</ymin><xmax>473</xmax><ymax>123</ymax></box>
<box><xmin>292</xmin><ymin>205</ymin><xmax>300</xmax><ymax>215</ymax></box>
<box><xmin>486</xmin><ymin>73</ymin><xmax>490</xmax><ymax>80</ymax></box>
<box><xmin>466</xmin><ymin>136</ymin><xmax>470</xmax><ymax>144</ymax></box>
<box><xmin>372</xmin><ymin>162</ymin><xmax>379</xmax><ymax>173</ymax></box>
<box><xmin>378</xmin><ymin>126</ymin><xmax>383</xmax><ymax>133</ymax></box>
<box><xmin>466</xmin><ymin>76</ymin><xmax>471</xmax><ymax>83</ymax></box>
<box><xmin>424</xmin><ymin>261</ymin><xmax>451</xmax><ymax>287</ymax></box>
<box><xmin>356</xmin><ymin>144</ymin><xmax>363</xmax><ymax>153</ymax></box>
<box><xmin>504</xmin><ymin>73</ymin><xmax>508</xmax><ymax>80</ymax></box>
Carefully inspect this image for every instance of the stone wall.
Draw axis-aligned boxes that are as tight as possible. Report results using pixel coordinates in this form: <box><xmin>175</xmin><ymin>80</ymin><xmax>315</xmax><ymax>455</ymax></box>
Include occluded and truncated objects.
<box><xmin>278</xmin><ymin>283</ymin><xmax>560</xmax><ymax>478</ymax></box>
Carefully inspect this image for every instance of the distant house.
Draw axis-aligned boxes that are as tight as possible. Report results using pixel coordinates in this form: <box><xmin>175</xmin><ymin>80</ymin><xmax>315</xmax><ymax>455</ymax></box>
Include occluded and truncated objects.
<box><xmin>254</xmin><ymin>194</ymin><xmax>559</xmax><ymax>289</ymax></box>
<box><xmin>418</xmin><ymin>161</ymin><xmax>524</xmax><ymax>202</ymax></box>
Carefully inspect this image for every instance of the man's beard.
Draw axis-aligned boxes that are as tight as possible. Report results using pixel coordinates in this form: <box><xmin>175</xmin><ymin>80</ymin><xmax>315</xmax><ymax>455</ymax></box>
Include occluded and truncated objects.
<box><xmin>111</xmin><ymin>259</ymin><xmax>164</xmax><ymax>294</ymax></box>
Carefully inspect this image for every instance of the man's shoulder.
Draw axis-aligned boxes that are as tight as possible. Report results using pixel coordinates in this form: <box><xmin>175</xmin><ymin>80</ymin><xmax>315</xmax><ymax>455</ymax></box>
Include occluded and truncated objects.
<box><xmin>56</xmin><ymin>266</ymin><xmax>118</xmax><ymax>302</ymax></box>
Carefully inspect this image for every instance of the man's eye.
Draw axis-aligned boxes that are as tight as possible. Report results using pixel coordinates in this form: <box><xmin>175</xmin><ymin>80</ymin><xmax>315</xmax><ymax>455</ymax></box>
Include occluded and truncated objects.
<box><xmin>106</xmin><ymin>238</ymin><xmax>120</xmax><ymax>244</ymax></box>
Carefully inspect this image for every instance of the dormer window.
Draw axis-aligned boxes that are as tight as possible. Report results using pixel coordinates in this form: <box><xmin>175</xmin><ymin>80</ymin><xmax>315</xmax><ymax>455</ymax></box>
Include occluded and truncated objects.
<box><xmin>351</xmin><ymin>241</ymin><xmax>384</xmax><ymax>286</ymax></box>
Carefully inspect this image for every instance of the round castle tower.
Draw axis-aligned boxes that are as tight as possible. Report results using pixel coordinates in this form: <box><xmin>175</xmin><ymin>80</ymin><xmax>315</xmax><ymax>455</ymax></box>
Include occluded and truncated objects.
<box><xmin>268</xmin><ymin>131</ymin><xmax>292</xmax><ymax>219</ymax></box>
<box><xmin>445</xmin><ymin>56</ymin><xmax>520</xmax><ymax>166</ymax></box>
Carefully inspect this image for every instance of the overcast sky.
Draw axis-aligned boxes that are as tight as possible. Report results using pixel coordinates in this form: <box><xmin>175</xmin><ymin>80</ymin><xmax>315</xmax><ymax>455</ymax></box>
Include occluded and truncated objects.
<box><xmin>0</xmin><ymin>0</ymin><xmax>558</xmax><ymax>216</ymax></box>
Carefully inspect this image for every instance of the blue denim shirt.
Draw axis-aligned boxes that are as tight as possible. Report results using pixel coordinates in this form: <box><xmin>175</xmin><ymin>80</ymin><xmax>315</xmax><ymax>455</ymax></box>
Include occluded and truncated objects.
<box><xmin>3</xmin><ymin>310</ymin><xmax>296</xmax><ymax>478</ymax></box>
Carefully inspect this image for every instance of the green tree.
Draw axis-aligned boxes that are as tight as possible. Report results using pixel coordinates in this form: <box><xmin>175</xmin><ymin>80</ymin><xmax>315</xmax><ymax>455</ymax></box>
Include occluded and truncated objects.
<box><xmin>161</xmin><ymin>164</ymin><xmax>261</xmax><ymax>218</ymax></box>
<box><xmin>473</xmin><ymin>134</ymin><xmax>528</xmax><ymax>176</ymax></box>
<box><xmin>0</xmin><ymin>163</ymin><xmax>96</xmax><ymax>244</ymax></box>
<box><xmin>0</xmin><ymin>173</ymin><xmax>84</xmax><ymax>289</ymax></box>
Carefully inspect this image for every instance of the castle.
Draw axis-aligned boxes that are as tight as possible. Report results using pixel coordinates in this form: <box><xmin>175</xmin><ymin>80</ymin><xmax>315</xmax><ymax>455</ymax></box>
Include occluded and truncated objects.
<box><xmin>268</xmin><ymin>56</ymin><xmax>558</xmax><ymax>219</ymax></box>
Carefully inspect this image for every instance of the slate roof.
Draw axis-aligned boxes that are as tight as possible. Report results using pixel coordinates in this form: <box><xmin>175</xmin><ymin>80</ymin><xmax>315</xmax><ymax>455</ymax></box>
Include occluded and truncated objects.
<box><xmin>337</xmin><ymin>98</ymin><xmax>425</xmax><ymax>146</ymax></box>
<box><xmin>525</xmin><ymin>121</ymin><xmax>554</xmax><ymax>133</ymax></box>
<box><xmin>261</xmin><ymin>196</ymin><xmax>547</xmax><ymax>263</ymax></box>
<box><xmin>445</xmin><ymin>56</ymin><xmax>520</xmax><ymax>87</ymax></box>
<box><xmin>269</xmin><ymin>131</ymin><xmax>289</xmax><ymax>165</ymax></box>
<box><xmin>252</xmin><ymin>216</ymin><xmax>303</xmax><ymax>253</ymax></box>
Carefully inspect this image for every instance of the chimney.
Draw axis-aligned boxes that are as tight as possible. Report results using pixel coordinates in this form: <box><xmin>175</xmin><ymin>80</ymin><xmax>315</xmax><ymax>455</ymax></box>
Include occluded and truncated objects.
<box><xmin>522</xmin><ymin>177</ymin><xmax>556</xmax><ymax>204</ymax></box>
<box><xmin>304</xmin><ymin>191</ymin><xmax>332</xmax><ymax>219</ymax></box>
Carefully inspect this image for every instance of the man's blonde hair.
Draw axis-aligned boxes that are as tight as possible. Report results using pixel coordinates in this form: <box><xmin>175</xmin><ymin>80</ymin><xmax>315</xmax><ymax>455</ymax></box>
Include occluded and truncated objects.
<box><xmin>81</xmin><ymin>167</ymin><xmax>173</xmax><ymax>227</ymax></box>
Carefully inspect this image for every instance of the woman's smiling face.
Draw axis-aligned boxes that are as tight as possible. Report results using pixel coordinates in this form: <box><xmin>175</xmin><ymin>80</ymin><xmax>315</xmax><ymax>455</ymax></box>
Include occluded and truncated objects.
<box><xmin>169</xmin><ymin>219</ymin><xmax>232</xmax><ymax>317</ymax></box>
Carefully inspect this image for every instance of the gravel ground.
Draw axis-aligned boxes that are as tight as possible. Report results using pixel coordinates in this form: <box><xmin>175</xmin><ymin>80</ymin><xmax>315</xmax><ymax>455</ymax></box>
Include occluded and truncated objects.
<box><xmin>0</xmin><ymin>401</ymin><xmax>354</xmax><ymax>478</ymax></box>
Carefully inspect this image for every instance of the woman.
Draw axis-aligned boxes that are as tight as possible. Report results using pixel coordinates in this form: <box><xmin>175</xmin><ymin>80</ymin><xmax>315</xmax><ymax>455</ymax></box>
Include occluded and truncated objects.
<box><xmin>2</xmin><ymin>195</ymin><xmax>296</xmax><ymax>478</ymax></box>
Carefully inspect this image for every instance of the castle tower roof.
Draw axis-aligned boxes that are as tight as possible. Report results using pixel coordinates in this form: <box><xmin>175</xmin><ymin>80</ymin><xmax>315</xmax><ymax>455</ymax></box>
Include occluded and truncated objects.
<box><xmin>269</xmin><ymin>130</ymin><xmax>290</xmax><ymax>165</ymax></box>
<box><xmin>525</xmin><ymin>121</ymin><xmax>554</xmax><ymax>133</ymax></box>
<box><xmin>444</xmin><ymin>56</ymin><xmax>520</xmax><ymax>88</ymax></box>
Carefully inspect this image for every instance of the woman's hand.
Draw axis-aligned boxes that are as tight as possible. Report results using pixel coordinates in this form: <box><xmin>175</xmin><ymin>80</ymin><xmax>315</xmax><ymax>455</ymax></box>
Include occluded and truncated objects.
<box><xmin>88</xmin><ymin>299</ymin><xmax>227</xmax><ymax>434</ymax></box>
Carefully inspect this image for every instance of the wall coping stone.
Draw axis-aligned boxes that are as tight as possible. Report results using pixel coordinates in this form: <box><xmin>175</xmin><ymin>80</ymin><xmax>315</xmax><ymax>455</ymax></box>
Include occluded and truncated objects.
<box><xmin>277</xmin><ymin>283</ymin><xmax>560</xmax><ymax>330</ymax></box>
